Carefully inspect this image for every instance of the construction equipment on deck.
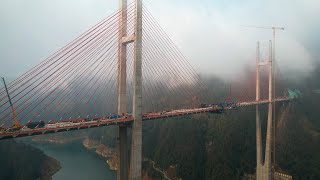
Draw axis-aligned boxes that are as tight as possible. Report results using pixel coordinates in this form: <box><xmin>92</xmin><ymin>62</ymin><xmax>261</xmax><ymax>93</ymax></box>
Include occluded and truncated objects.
<box><xmin>1</xmin><ymin>77</ymin><xmax>22</xmax><ymax>130</ymax></box>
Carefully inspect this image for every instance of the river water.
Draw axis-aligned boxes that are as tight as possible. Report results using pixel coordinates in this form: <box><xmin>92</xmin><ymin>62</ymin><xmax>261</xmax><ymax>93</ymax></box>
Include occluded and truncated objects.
<box><xmin>29</xmin><ymin>141</ymin><xmax>116</xmax><ymax>180</ymax></box>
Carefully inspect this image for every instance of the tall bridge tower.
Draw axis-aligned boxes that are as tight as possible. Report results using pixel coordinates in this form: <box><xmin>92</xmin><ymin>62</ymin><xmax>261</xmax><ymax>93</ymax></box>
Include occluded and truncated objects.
<box><xmin>117</xmin><ymin>0</ymin><xmax>142</xmax><ymax>180</ymax></box>
<box><xmin>256</xmin><ymin>41</ymin><xmax>274</xmax><ymax>180</ymax></box>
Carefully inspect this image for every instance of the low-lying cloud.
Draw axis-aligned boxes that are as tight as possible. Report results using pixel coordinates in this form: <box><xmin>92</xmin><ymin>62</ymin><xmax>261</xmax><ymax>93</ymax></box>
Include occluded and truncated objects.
<box><xmin>0</xmin><ymin>0</ymin><xmax>319</xmax><ymax>80</ymax></box>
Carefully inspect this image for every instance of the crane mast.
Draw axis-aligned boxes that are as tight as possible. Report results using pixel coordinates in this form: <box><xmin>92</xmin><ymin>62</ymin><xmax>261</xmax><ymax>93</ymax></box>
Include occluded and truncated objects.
<box><xmin>1</xmin><ymin>77</ymin><xmax>21</xmax><ymax>129</ymax></box>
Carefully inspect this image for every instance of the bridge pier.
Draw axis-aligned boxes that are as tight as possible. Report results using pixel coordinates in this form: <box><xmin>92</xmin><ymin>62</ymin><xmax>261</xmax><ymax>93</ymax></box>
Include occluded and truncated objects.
<box><xmin>129</xmin><ymin>0</ymin><xmax>143</xmax><ymax>179</ymax></box>
<box><xmin>119</xmin><ymin>125</ymin><xmax>129</xmax><ymax>180</ymax></box>
<box><xmin>256</xmin><ymin>105</ymin><xmax>263</xmax><ymax>179</ymax></box>
<box><xmin>117</xmin><ymin>0</ymin><xmax>129</xmax><ymax>179</ymax></box>
<box><xmin>256</xmin><ymin>41</ymin><xmax>273</xmax><ymax>180</ymax></box>
<box><xmin>117</xmin><ymin>0</ymin><xmax>143</xmax><ymax>179</ymax></box>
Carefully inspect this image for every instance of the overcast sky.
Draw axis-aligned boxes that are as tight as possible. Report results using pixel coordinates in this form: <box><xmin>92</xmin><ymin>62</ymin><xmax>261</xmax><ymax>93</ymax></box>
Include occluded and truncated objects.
<box><xmin>0</xmin><ymin>0</ymin><xmax>319</xmax><ymax>80</ymax></box>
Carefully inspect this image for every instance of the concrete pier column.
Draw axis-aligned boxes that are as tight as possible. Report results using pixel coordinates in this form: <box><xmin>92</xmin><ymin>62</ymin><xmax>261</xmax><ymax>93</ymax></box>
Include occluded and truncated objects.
<box><xmin>129</xmin><ymin>0</ymin><xmax>143</xmax><ymax>179</ymax></box>
<box><xmin>256</xmin><ymin>41</ymin><xmax>273</xmax><ymax>180</ymax></box>
<box><xmin>268</xmin><ymin>40</ymin><xmax>273</xmax><ymax>103</ymax></box>
<box><xmin>263</xmin><ymin>40</ymin><xmax>273</xmax><ymax>180</ymax></box>
<box><xmin>119</xmin><ymin>125</ymin><xmax>128</xmax><ymax>180</ymax></box>
<box><xmin>256</xmin><ymin>105</ymin><xmax>263</xmax><ymax>179</ymax></box>
<box><xmin>117</xmin><ymin>0</ymin><xmax>129</xmax><ymax>179</ymax></box>
<box><xmin>264</xmin><ymin>103</ymin><xmax>273</xmax><ymax>180</ymax></box>
<box><xmin>256</xmin><ymin>42</ymin><xmax>263</xmax><ymax>180</ymax></box>
<box><xmin>256</xmin><ymin>42</ymin><xmax>260</xmax><ymax>102</ymax></box>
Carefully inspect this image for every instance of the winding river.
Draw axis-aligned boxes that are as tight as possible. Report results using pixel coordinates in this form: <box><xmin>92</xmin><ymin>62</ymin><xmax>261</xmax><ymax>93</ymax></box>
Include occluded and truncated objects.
<box><xmin>29</xmin><ymin>141</ymin><xmax>116</xmax><ymax>180</ymax></box>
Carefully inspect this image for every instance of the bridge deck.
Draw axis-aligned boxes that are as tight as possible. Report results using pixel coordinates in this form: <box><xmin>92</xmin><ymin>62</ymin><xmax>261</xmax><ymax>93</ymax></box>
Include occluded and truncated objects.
<box><xmin>0</xmin><ymin>98</ymin><xmax>292</xmax><ymax>140</ymax></box>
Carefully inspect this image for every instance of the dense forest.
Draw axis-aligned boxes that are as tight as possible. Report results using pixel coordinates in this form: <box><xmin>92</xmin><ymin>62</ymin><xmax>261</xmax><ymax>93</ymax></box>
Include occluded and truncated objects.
<box><xmin>0</xmin><ymin>140</ymin><xmax>61</xmax><ymax>180</ymax></box>
<box><xmin>140</xmin><ymin>64</ymin><xmax>320</xmax><ymax>179</ymax></box>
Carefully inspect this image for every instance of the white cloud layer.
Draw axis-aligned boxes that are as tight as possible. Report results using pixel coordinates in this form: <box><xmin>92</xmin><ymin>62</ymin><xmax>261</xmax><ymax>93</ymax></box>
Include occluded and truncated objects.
<box><xmin>0</xmin><ymin>0</ymin><xmax>319</xmax><ymax>80</ymax></box>
<box><xmin>145</xmin><ymin>0</ymin><xmax>319</xmax><ymax>79</ymax></box>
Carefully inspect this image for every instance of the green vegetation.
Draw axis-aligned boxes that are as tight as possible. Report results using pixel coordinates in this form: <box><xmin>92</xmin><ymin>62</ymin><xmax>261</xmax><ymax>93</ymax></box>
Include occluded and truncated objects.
<box><xmin>140</xmin><ymin>98</ymin><xmax>319</xmax><ymax>179</ymax></box>
<box><xmin>88</xmin><ymin>63</ymin><xmax>320</xmax><ymax>179</ymax></box>
<box><xmin>0</xmin><ymin>140</ymin><xmax>60</xmax><ymax>180</ymax></box>
<box><xmin>141</xmin><ymin>63</ymin><xmax>320</xmax><ymax>179</ymax></box>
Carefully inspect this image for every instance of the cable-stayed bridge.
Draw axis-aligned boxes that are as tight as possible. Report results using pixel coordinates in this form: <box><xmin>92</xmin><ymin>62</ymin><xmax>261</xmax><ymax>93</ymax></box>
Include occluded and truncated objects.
<box><xmin>0</xmin><ymin>1</ymin><xmax>294</xmax><ymax>180</ymax></box>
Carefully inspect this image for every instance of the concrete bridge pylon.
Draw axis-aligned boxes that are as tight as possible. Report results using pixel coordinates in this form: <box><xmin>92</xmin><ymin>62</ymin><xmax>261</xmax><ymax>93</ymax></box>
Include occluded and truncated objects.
<box><xmin>256</xmin><ymin>40</ymin><xmax>274</xmax><ymax>180</ymax></box>
<box><xmin>117</xmin><ymin>0</ymin><xmax>143</xmax><ymax>180</ymax></box>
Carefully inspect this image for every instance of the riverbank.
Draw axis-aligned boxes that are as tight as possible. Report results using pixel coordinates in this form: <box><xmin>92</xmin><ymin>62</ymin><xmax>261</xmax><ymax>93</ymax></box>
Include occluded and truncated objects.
<box><xmin>31</xmin><ymin>134</ymin><xmax>179</xmax><ymax>180</ymax></box>
<box><xmin>32</xmin><ymin>133</ymin><xmax>86</xmax><ymax>144</ymax></box>
<box><xmin>30</xmin><ymin>140</ymin><xmax>116</xmax><ymax>180</ymax></box>
<box><xmin>39</xmin><ymin>156</ymin><xmax>61</xmax><ymax>180</ymax></box>
<box><xmin>83</xmin><ymin>137</ymin><xmax>119</xmax><ymax>171</ymax></box>
<box><xmin>82</xmin><ymin>137</ymin><xmax>180</xmax><ymax>180</ymax></box>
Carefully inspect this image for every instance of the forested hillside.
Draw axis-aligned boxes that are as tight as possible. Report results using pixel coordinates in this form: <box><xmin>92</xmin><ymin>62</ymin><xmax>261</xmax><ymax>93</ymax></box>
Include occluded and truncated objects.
<box><xmin>141</xmin><ymin>63</ymin><xmax>320</xmax><ymax>179</ymax></box>
<box><xmin>88</xmin><ymin>63</ymin><xmax>320</xmax><ymax>179</ymax></box>
<box><xmin>0</xmin><ymin>140</ymin><xmax>61</xmax><ymax>180</ymax></box>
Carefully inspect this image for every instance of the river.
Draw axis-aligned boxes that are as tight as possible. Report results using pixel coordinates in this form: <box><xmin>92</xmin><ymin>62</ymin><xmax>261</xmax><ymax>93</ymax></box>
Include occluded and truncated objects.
<box><xmin>28</xmin><ymin>141</ymin><xmax>116</xmax><ymax>180</ymax></box>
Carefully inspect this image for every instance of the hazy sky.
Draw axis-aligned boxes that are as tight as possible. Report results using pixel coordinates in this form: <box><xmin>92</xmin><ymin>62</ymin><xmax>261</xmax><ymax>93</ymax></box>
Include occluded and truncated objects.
<box><xmin>0</xmin><ymin>0</ymin><xmax>319</xmax><ymax>79</ymax></box>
